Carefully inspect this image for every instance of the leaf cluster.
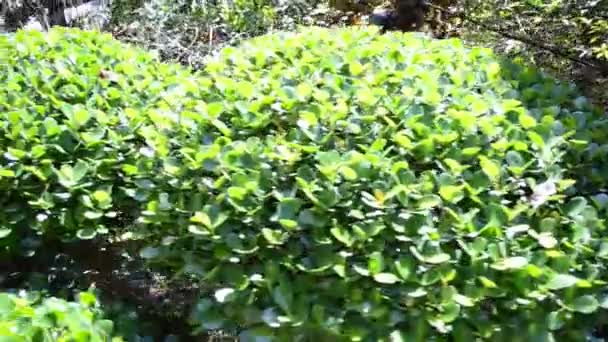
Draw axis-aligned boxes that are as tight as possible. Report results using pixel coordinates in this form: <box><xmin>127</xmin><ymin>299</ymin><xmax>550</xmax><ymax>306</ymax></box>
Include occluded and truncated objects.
<box><xmin>1</xmin><ymin>26</ymin><xmax>608</xmax><ymax>340</ymax></box>
<box><xmin>0</xmin><ymin>290</ymin><xmax>121</xmax><ymax>341</ymax></box>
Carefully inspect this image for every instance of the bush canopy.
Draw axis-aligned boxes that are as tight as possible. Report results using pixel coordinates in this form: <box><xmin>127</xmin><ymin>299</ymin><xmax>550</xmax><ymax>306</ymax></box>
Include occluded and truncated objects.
<box><xmin>0</xmin><ymin>290</ymin><xmax>120</xmax><ymax>341</ymax></box>
<box><xmin>1</xmin><ymin>26</ymin><xmax>607</xmax><ymax>341</ymax></box>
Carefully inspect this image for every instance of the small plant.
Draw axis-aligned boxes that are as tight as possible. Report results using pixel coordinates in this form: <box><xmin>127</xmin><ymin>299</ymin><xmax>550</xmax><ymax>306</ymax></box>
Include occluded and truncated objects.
<box><xmin>0</xmin><ymin>290</ymin><xmax>121</xmax><ymax>340</ymax></box>
<box><xmin>1</xmin><ymin>26</ymin><xmax>608</xmax><ymax>340</ymax></box>
<box><xmin>218</xmin><ymin>0</ymin><xmax>276</xmax><ymax>34</ymax></box>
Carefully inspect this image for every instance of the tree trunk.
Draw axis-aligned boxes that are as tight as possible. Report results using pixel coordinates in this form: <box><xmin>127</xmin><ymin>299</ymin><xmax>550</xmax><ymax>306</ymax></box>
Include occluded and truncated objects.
<box><xmin>370</xmin><ymin>0</ymin><xmax>429</xmax><ymax>32</ymax></box>
<box><xmin>394</xmin><ymin>0</ymin><xmax>428</xmax><ymax>31</ymax></box>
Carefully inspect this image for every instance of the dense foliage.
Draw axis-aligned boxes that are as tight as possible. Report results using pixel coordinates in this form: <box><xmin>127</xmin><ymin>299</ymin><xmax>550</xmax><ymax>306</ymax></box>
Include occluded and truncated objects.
<box><xmin>0</xmin><ymin>28</ymin><xmax>186</xmax><ymax>253</ymax></box>
<box><xmin>4</xmin><ymin>1</ymin><xmax>606</xmax><ymax>109</ymax></box>
<box><xmin>184</xmin><ymin>27</ymin><xmax>608</xmax><ymax>341</ymax></box>
<box><xmin>0</xmin><ymin>290</ymin><xmax>120</xmax><ymax>340</ymax></box>
<box><xmin>2</xmin><ymin>25</ymin><xmax>607</xmax><ymax>341</ymax></box>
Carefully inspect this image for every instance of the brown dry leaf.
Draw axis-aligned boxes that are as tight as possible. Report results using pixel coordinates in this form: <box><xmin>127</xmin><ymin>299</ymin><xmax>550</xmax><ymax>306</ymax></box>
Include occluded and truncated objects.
<box><xmin>99</xmin><ymin>69</ymin><xmax>119</xmax><ymax>83</ymax></box>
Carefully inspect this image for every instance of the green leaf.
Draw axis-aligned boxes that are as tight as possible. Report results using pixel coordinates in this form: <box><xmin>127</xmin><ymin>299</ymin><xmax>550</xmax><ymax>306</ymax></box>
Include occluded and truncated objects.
<box><xmin>439</xmin><ymin>302</ymin><xmax>460</xmax><ymax>322</ymax></box>
<box><xmin>418</xmin><ymin>194</ymin><xmax>442</xmax><ymax>210</ymax></box>
<box><xmin>565</xmin><ymin>197</ymin><xmax>587</xmax><ymax>217</ymax></box>
<box><xmin>0</xmin><ymin>169</ymin><xmax>15</xmax><ymax>178</ymax></box>
<box><xmin>462</xmin><ymin>147</ymin><xmax>481</xmax><ymax>156</ymax></box>
<box><xmin>191</xmin><ymin>212</ymin><xmax>212</xmax><ymax>228</ymax></box>
<box><xmin>340</xmin><ymin>166</ymin><xmax>358</xmax><ymax>180</ymax></box>
<box><xmin>279</xmin><ymin>219</ymin><xmax>298</xmax><ymax>230</ymax></box>
<box><xmin>0</xmin><ymin>293</ymin><xmax>16</xmax><ymax>314</ymax></box>
<box><xmin>491</xmin><ymin>256</ymin><xmax>528</xmax><ymax>270</ymax></box>
<box><xmin>545</xmin><ymin>274</ymin><xmax>579</xmax><ymax>290</ymax></box>
<box><xmin>394</xmin><ymin>133</ymin><xmax>412</xmax><ymax>149</ymax></box>
<box><xmin>519</xmin><ymin>113</ymin><xmax>537</xmax><ymax>128</ymax></box>
<box><xmin>207</xmin><ymin>102</ymin><xmax>224</xmax><ymax>117</ymax></box>
<box><xmin>485</xmin><ymin>62</ymin><xmax>500</xmax><ymax>79</ymax></box>
<box><xmin>78</xmin><ymin>291</ymin><xmax>97</xmax><ymax>307</ymax></box>
<box><xmin>6</xmin><ymin>148</ymin><xmax>26</xmax><ymax>160</ymax></box>
<box><xmin>527</xmin><ymin>131</ymin><xmax>545</xmax><ymax>147</ymax></box>
<box><xmin>479</xmin><ymin>156</ymin><xmax>500</xmax><ymax>181</ymax></box>
<box><xmin>478</xmin><ymin>276</ymin><xmax>498</xmax><ymax>288</ymax></box>
<box><xmin>274</xmin><ymin>198</ymin><xmax>302</xmax><ymax>221</ymax></box>
<box><xmin>506</xmin><ymin>224</ymin><xmax>529</xmax><ymax>238</ymax></box>
<box><xmin>214</xmin><ymin>288</ymin><xmax>236</xmax><ymax>303</ymax></box>
<box><xmin>296</xmin><ymin>82</ymin><xmax>313</xmax><ymax>99</ymax></box>
<box><xmin>272</xmin><ymin>283</ymin><xmax>293</xmax><ymax>314</ymax></box>
<box><xmin>92</xmin><ymin>190</ymin><xmax>111</xmax><ymax>204</ymax></box>
<box><xmin>536</xmin><ymin>233</ymin><xmax>558</xmax><ymax>249</ymax></box>
<box><xmin>73</xmin><ymin>160</ymin><xmax>89</xmax><ymax>182</ymax></box>
<box><xmin>394</xmin><ymin>257</ymin><xmax>414</xmax><ymax>280</ymax></box>
<box><xmin>72</xmin><ymin>106</ymin><xmax>91</xmax><ymax>127</ymax></box>
<box><xmin>237</xmin><ymin>82</ymin><xmax>255</xmax><ymax>98</ymax></box>
<box><xmin>570</xmin><ymin>295</ymin><xmax>599</xmax><ymax>314</ymax></box>
<box><xmin>330</xmin><ymin>227</ymin><xmax>353</xmax><ymax>246</ymax></box>
<box><xmin>44</xmin><ymin>117</ymin><xmax>62</xmax><ymax>136</ymax></box>
<box><xmin>368</xmin><ymin>251</ymin><xmax>385</xmax><ymax>274</ymax></box>
<box><xmin>139</xmin><ymin>246</ymin><xmax>160</xmax><ymax>259</ymax></box>
<box><xmin>426</xmin><ymin>253</ymin><xmax>451</xmax><ymax>264</ymax></box>
<box><xmin>505</xmin><ymin>151</ymin><xmax>524</xmax><ymax>166</ymax></box>
<box><xmin>76</xmin><ymin>228</ymin><xmax>97</xmax><ymax>240</ymax></box>
<box><xmin>547</xmin><ymin>311</ymin><xmax>565</xmax><ymax>331</ymax></box>
<box><xmin>389</xmin><ymin>330</ymin><xmax>406</xmax><ymax>342</ymax></box>
<box><xmin>212</xmin><ymin>119</ymin><xmax>232</xmax><ymax>137</ymax></box>
<box><xmin>453</xmin><ymin>294</ymin><xmax>474</xmax><ymax>307</ymax></box>
<box><xmin>188</xmin><ymin>225</ymin><xmax>209</xmax><ymax>236</ymax></box>
<box><xmin>227</xmin><ymin>187</ymin><xmax>248</xmax><ymax>201</ymax></box>
<box><xmin>373</xmin><ymin>273</ymin><xmax>401</xmax><ymax>284</ymax></box>
<box><xmin>84</xmin><ymin>211</ymin><xmax>103</xmax><ymax>219</ymax></box>
<box><xmin>0</xmin><ymin>229</ymin><xmax>12</xmax><ymax>239</ymax></box>
<box><xmin>261</xmin><ymin>228</ymin><xmax>286</xmax><ymax>245</ymax></box>
<box><xmin>439</xmin><ymin>185</ymin><xmax>464</xmax><ymax>202</ymax></box>
<box><xmin>348</xmin><ymin>61</ymin><xmax>364</xmax><ymax>76</ymax></box>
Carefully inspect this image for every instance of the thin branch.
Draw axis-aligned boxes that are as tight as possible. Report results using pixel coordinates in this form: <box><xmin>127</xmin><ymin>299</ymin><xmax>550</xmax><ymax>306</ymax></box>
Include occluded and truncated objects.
<box><xmin>176</xmin><ymin>26</ymin><xmax>200</xmax><ymax>62</ymax></box>
<box><xmin>469</xmin><ymin>17</ymin><xmax>608</xmax><ymax>74</ymax></box>
<box><xmin>428</xmin><ymin>3</ymin><xmax>608</xmax><ymax>75</ymax></box>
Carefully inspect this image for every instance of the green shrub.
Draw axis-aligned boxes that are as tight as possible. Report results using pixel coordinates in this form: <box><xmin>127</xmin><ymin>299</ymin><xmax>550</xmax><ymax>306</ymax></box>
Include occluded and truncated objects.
<box><xmin>0</xmin><ymin>28</ymin><xmax>192</xmax><ymax>253</ymax></box>
<box><xmin>0</xmin><ymin>290</ymin><xmax>121</xmax><ymax>341</ymax></box>
<box><xmin>1</xmin><ymin>26</ymin><xmax>608</xmax><ymax>341</ymax></box>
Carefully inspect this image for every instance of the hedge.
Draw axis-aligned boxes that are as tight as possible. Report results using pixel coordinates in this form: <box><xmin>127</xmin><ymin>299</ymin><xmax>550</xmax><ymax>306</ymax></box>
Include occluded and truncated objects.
<box><xmin>0</xmin><ymin>290</ymin><xmax>120</xmax><ymax>341</ymax></box>
<box><xmin>1</xmin><ymin>26</ymin><xmax>608</xmax><ymax>341</ymax></box>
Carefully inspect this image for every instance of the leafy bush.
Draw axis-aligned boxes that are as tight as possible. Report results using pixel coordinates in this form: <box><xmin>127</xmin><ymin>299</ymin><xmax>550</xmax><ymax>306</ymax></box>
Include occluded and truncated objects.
<box><xmin>0</xmin><ymin>290</ymin><xmax>120</xmax><ymax>340</ymax></box>
<box><xmin>0</xmin><ymin>28</ymin><xmax>192</xmax><ymax>254</ymax></box>
<box><xmin>185</xmin><ymin>28</ymin><xmax>608</xmax><ymax>341</ymax></box>
<box><xmin>2</xmin><ymin>26</ymin><xmax>608</xmax><ymax>341</ymax></box>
